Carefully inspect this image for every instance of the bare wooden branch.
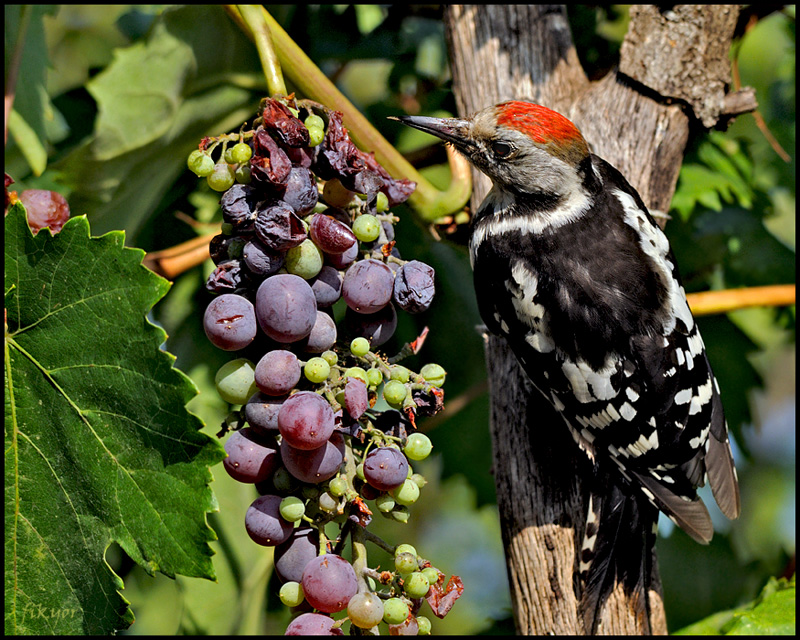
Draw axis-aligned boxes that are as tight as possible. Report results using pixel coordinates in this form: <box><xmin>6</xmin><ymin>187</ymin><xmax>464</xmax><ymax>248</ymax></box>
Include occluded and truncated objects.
<box><xmin>619</xmin><ymin>5</ymin><xmax>747</xmax><ymax>128</ymax></box>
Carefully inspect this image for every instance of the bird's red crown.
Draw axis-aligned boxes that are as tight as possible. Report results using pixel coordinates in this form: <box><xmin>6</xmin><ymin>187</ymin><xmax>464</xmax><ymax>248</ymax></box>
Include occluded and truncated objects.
<box><xmin>496</xmin><ymin>101</ymin><xmax>585</xmax><ymax>146</ymax></box>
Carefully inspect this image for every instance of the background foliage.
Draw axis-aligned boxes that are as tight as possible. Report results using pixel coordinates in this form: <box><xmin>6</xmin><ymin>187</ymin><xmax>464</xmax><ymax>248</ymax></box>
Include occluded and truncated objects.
<box><xmin>5</xmin><ymin>4</ymin><xmax>795</xmax><ymax>635</ymax></box>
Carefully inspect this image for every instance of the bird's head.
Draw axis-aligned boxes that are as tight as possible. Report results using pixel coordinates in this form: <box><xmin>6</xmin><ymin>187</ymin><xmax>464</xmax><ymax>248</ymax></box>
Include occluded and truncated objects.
<box><xmin>392</xmin><ymin>101</ymin><xmax>591</xmax><ymax>198</ymax></box>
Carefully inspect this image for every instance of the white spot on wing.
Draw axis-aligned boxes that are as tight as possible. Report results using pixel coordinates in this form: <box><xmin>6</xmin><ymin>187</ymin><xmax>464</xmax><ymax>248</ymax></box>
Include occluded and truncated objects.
<box><xmin>619</xmin><ymin>402</ymin><xmax>637</xmax><ymax>421</ymax></box>
<box><xmin>674</xmin><ymin>388</ymin><xmax>692</xmax><ymax>405</ymax></box>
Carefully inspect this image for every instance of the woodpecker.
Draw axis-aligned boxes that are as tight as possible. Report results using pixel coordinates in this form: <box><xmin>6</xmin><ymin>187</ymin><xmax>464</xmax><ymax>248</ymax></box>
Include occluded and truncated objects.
<box><xmin>394</xmin><ymin>101</ymin><xmax>740</xmax><ymax>629</ymax></box>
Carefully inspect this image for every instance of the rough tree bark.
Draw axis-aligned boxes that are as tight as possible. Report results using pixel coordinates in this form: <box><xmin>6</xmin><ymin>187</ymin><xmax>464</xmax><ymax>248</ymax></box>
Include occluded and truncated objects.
<box><xmin>442</xmin><ymin>4</ymin><xmax>755</xmax><ymax>635</ymax></box>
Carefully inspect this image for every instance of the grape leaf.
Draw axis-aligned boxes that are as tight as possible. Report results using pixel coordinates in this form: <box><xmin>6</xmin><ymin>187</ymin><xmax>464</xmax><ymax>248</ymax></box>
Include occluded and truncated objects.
<box><xmin>4</xmin><ymin>204</ymin><xmax>226</xmax><ymax>634</ymax></box>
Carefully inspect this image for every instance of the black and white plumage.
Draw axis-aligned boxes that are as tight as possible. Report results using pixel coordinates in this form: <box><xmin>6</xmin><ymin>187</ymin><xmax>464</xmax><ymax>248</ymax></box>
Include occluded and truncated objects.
<box><xmin>395</xmin><ymin>101</ymin><xmax>740</xmax><ymax>629</ymax></box>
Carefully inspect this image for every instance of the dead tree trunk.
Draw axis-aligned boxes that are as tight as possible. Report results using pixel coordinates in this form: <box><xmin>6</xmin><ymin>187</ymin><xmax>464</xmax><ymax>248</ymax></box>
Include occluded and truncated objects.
<box><xmin>443</xmin><ymin>4</ymin><xmax>755</xmax><ymax>635</ymax></box>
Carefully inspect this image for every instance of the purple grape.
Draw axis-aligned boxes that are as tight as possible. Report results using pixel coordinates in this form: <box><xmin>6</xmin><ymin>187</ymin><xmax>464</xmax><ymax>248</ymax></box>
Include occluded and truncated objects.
<box><xmin>344</xmin><ymin>377</ymin><xmax>368</xmax><ymax>420</ymax></box>
<box><xmin>345</xmin><ymin>302</ymin><xmax>397</xmax><ymax>347</ymax></box>
<box><xmin>301</xmin><ymin>554</ymin><xmax>358</xmax><ymax>613</ymax></box>
<box><xmin>220</xmin><ymin>184</ymin><xmax>260</xmax><ymax>232</ymax></box>
<box><xmin>309</xmin><ymin>266</ymin><xmax>342</xmax><ymax>308</ymax></box>
<box><xmin>280</xmin><ymin>432</ymin><xmax>345</xmax><ymax>484</ymax></box>
<box><xmin>255</xmin><ymin>350</ymin><xmax>301</xmax><ymax>396</ymax></box>
<box><xmin>254</xmin><ymin>201</ymin><xmax>307</xmax><ymax>251</ymax></box>
<box><xmin>309</xmin><ymin>214</ymin><xmax>357</xmax><ymax>255</ymax></box>
<box><xmin>209</xmin><ymin>234</ymin><xmax>247</xmax><ymax>265</ymax></box>
<box><xmin>223</xmin><ymin>428</ymin><xmax>280</xmax><ymax>484</ymax></box>
<box><xmin>243</xmin><ymin>239</ymin><xmax>284</xmax><ymax>277</ymax></box>
<box><xmin>245</xmin><ymin>494</ymin><xmax>294</xmax><ymax>546</ymax></box>
<box><xmin>206</xmin><ymin>259</ymin><xmax>249</xmax><ymax>294</ymax></box>
<box><xmin>274</xmin><ymin>527</ymin><xmax>320</xmax><ymax>583</ymax></box>
<box><xmin>393</xmin><ymin>260</ymin><xmax>435</xmax><ymax>313</ymax></box>
<box><xmin>282</xmin><ymin>167</ymin><xmax>319</xmax><ymax>216</ymax></box>
<box><xmin>302</xmin><ymin>311</ymin><xmax>337</xmax><ymax>353</ymax></box>
<box><xmin>255</xmin><ymin>274</ymin><xmax>317</xmax><ymax>343</ymax></box>
<box><xmin>342</xmin><ymin>259</ymin><xmax>394</xmax><ymax>314</ymax></box>
<box><xmin>245</xmin><ymin>391</ymin><xmax>285</xmax><ymax>433</ymax></box>
<box><xmin>325</xmin><ymin>241</ymin><xmax>358</xmax><ymax>270</ymax></box>
<box><xmin>362</xmin><ymin>446</ymin><xmax>408</xmax><ymax>491</ymax></box>
<box><xmin>251</xmin><ymin>128</ymin><xmax>291</xmax><ymax>188</ymax></box>
<box><xmin>204</xmin><ymin>294</ymin><xmax>257</xmax><ymax>351</ymax></box>
<box><xmin>278</xmin><ymin>391</ymin><xmax>335</xmax><ymax>450</ymax></box>
<box><xmin>285</xmin><ymin>613</ymin><xmax>343</xmax><ymax>636</ymax></box>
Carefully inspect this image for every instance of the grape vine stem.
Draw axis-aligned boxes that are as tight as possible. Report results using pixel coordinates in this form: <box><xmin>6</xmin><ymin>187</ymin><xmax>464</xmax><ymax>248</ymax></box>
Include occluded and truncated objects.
<box><xmin>236</xmin><ymin>5</ymin><xmax>287</xmax><ymax>97</ymax></box>
<box><xmin>222</xmin><ymin>4</ymin><xmax>472</xmax><ymax>222</ymax></box>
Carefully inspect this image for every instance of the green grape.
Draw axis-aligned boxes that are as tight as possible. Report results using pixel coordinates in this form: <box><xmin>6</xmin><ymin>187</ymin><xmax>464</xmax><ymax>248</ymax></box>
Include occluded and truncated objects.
<box><xmin>403</xmin><ymin>572</ymin><xmax>430</xmax><ymax>598</ymax></box>
<box><xmin>318</xmin><ymin>491</ymin><xmax>337</xmax><ymax>512</ymax></box>
<box><xmin>285</xmin><ymin>238</ymin><xmax>323</xmax><ymax>279</ymax></box>
<box><xmin>394</xmin><ymin>552</ymin><xmax>418</xmax><ymax>575</ymax></box>
<box><xmin>366</xmin><ymin>368</ymin><xmax>383</xmax><ymax>387</ymax></box>
<box><xmin>391</xmin><ymin>505</ymin><xmax>410</xmax><ymax>523</ymax></box>
<box><xmin>187</xmin><ymin>149</ymin><xmax>203</xmax><ymax>166</ymax></box>
<box><xmin>304</xmin><ymin>357</ymin><xmax>331</xmax><ymax>383</ymax></box>
<box><xmin>230</xmin><ymin>142</ymin><xmax>252</xmax><ymax>164</ymax></box>
<box><xmin>307</xmin><ymin>125</ymin><xmax>325</xmax><ymax>147</ymax></box>
<box><xmin>389</xmin><ymin>365</ymin><xmax>410</xmax><ymax>383</ymax></box>
<box><xmin>420</xmin><ymin>363</ymin><xmax>446</xmax><ymax>386</ymax></box>
<box><xmin>421</xmin><ymin>567</ymin><xmax>440</xmax><ymax>585</ymax></box>
<box><xmin>376</xmin><ymin>493</ymin><xmax>395</xmax><ymax>513</ymax></box>
<box><xmin>321</xmin><ymin>350</ymin><xmax>338</xmax><ymax>366</ymax></box>
<box><xmin>195</xmin><ymin>155</ymin><xmax>215</xmax><ymax>178</ymax></box>
<box><xmin>214</xmin><ymin>358</ymin><xmax>258</xmax><ymax>404</ymax></box>
<box><xmin>410</xmin><ymin>473</ymin><xmax>427</xmax><ymax>488</ymax></box>
<box><xmin>304</xmin><ymin>113</ymin><xmax>325</xmax><ymax>130</ymax></box>
<box><xmin>395</xmin><ymin>543</ymin><xmax>417</xmax><ymax>558</ymax></box>
<box><xmin>350</xmin><ymin>337</ymin><xmax>370</xmax><ymax>357</ymax></box>
<box><xmin>223</xmin><ymin>146</ymin><xmax>236</xmax><ymax>164</ymax></box>
<box><xmin>344</xmin><ymin>366</ymin><xmax>368</xmax><ymax>385</ymax></box>
<box><xmin>383</xmin><ymin>380</ymin><xmax>407</xmax><ymax>406</ymax></box>
<box><xmin>279</xmin><ymin>496</ymin><xmax>305</xmax><ymax>522</ymax></box>
<box><xmin>279</xmin><ymin>581</ymin><xmax>305</xmax><ymax>607</ymax></box>
<box><xmin>404</xmin><ymin>433</ymin><xmax>433</xmax><ymax>461</ymax></box>
<box><xmin>347</xmin><ymin>591</ymin><xmax>384</xmax><ymax>629</ymax></box>
<box><xmin>323</xmin><ymin>178</ymin><xmax>356</xmax><ymax>208</ymax></box>
<box><xmin>207</xmin><ymin>163</ymin><xmax>236</xmax><ymax>192</ymax></box>
<box><xmin>353</xmin><ymin>214</ymin><xmax>381</xmax><ymax>242</ymax></box>
<box><xmin>375</xmin><ymin>191</ymin><xmax>389</xmax><ymax>213</ymax></box>
<box><xmin>382</xmin><ymin>597</ymin><xmax>409</xmax><ymax>625</ymax></box>
<box><xmin>417</xmin><ymin>615</ymin><xmax>432</xmax><ymax>635</ymax></box>
<box><xmin>188</xmin><ymin>150</ymin><xmax>215</xmax><ymax>177</ymax></box>
<box><xmin>234</xmin><ymin>163</ymin><xmax>251</xmax><ymax>184</ymax></box>
<box><xmin>356</xmin><ymin>463</ymin><xmax>366</xmax><ymax>481</ymax></box>
<box><xmin>328</xmin><ymin>475</ymin><xmax>348</xmax><ymax>497</ymax></box>
<box><xmin>390</xmin><ymin>479</ymin><xmax>420</xmax><ymax>506</ymax></box>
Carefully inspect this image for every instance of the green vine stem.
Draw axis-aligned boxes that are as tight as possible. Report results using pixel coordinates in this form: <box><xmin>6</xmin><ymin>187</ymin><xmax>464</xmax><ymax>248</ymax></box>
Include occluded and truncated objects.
<box><xmin>223</xmin><ymin>5</ymin><xmax>472</xmax><ymax>222</ymax></box>
<box><xmin>237</xmin><ymin>4</ymin><xmax>287</xmax><ymax>97</ymax></box>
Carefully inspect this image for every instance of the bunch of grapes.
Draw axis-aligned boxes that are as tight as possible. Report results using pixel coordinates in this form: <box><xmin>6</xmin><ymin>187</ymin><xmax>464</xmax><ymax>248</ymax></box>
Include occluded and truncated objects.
<box><xmin>191</xmin><ymin>96</ymin><xmax>462</xmax><ymax>635</ymax></box>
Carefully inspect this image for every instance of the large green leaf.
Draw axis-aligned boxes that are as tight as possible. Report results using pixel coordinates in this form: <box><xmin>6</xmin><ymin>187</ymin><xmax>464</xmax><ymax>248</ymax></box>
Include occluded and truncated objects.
<box><xmin>4</xmin><ymin>204</ymin><xmax>225</xmax><ymax>634</ymax></box>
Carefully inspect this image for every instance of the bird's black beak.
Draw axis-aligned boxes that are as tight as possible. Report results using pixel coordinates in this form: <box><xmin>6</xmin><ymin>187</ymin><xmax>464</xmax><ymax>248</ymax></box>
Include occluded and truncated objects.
<box><xmin>389</xmin><ymin>115</ymin><xmax>474</xmax><ymax>152</ymax></box>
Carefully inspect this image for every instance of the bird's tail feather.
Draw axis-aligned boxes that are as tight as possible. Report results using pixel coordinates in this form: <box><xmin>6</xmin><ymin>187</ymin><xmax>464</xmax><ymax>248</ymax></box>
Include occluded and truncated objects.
<box><xmin>578</xmin><ymin>468</ymin><xmax>658</xmax><ymax>633</ymax></box>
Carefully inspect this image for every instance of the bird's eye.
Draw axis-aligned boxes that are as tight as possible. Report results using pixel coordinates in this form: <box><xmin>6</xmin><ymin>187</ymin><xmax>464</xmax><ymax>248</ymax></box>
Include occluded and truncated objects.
<box><xmin>491</xmin><ymin>142</ymin><xmax>513</xmax><ymax>157</ymax></box>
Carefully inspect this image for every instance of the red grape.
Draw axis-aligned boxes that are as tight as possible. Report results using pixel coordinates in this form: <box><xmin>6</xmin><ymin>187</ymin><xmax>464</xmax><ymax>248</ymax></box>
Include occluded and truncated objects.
<box><xmin>301</xmin><ymin>554</ymin><xmax>358</xmax><ymax>613</ymax></box>
<box><xmin>278</xmin><ymin>391</ymin><xmax>335</xmax><ymax>450</ymax></box>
